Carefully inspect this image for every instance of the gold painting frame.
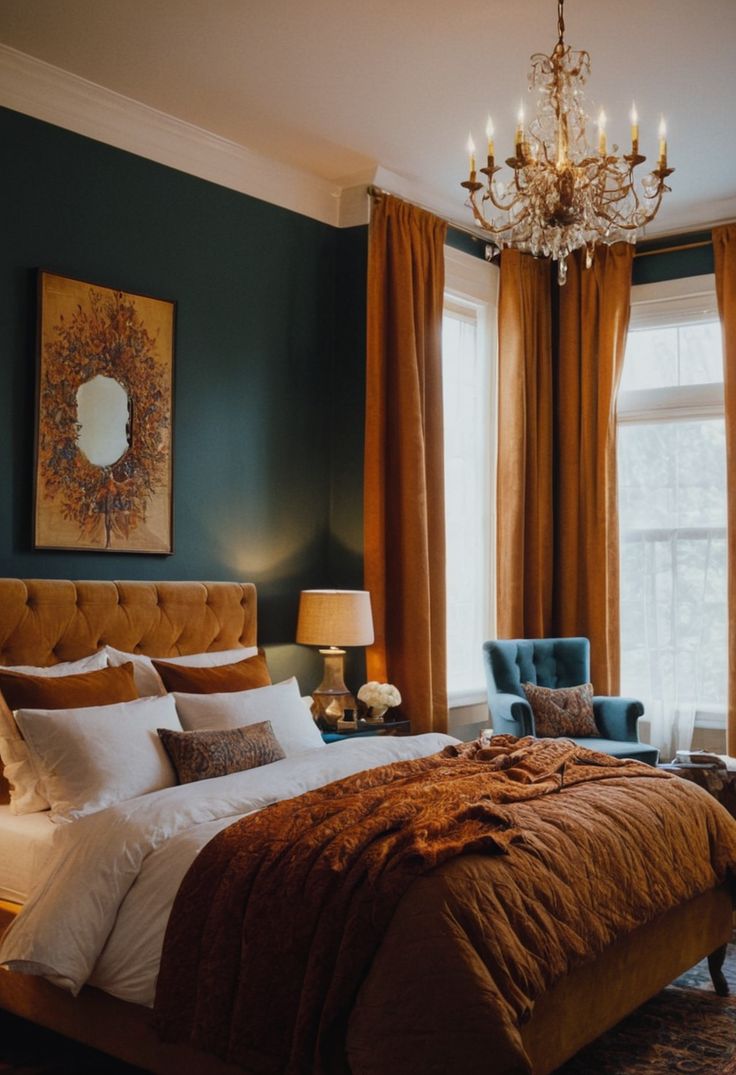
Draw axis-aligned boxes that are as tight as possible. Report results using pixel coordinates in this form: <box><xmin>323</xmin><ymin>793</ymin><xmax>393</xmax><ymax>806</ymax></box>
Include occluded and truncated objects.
<box><xmin>34</xmin><ymin>271</ymin><xmax>175</xmax><ymax>554</ymax></box>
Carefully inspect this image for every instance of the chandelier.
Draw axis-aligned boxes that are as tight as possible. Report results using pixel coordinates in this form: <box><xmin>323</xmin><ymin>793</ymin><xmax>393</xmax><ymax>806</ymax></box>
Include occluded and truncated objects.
<box><xmin>461</xmin><ymin>0</ymin><xmax>674</xmax><ymax>283</ymax></box>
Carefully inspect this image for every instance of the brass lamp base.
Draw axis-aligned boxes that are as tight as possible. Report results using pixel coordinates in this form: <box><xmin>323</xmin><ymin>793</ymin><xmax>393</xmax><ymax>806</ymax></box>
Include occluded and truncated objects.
<box><xmin>310</xmin><ymin>647</ymin><xmax>356</xmax><ymax>727</ymax></box>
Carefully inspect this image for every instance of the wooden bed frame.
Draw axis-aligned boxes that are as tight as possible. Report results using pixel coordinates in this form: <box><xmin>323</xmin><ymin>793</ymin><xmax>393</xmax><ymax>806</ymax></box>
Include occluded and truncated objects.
<box><xmin>0</xmin><ymin>578</ymin><xmax>732</xmax><ymax>1075</ymax></box>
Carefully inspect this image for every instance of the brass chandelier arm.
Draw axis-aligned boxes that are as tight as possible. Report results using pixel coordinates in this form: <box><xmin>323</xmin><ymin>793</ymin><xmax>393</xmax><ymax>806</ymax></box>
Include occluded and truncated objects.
<box><xmin>596</xmin><ymin>189</ymin><xmax>668</xmax><ymax>232</ymax></box>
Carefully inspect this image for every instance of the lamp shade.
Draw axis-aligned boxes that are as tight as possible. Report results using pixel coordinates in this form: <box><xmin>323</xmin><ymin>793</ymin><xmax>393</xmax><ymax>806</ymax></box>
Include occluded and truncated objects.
<box><xmin>296</xmin><ymin>590</ymin><xmax>374</xmax><ymax>647</ymax></box>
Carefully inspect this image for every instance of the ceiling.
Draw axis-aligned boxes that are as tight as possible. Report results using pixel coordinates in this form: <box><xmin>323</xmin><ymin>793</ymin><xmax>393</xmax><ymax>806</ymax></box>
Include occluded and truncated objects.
<box><xmin>1</xmin><ymin>0</ymin><xmax>735</xmax><ymax>235</ymax></box>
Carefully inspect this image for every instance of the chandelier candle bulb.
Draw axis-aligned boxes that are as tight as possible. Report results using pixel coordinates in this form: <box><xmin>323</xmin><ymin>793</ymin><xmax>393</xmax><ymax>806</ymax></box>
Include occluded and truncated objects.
<box><xmin>597</xmin><ymin>109</ymin><xmax>607</xmax><ymax>155</ymax></box>
<box><xmin>658</xmin><ymin>116</ymin><xmax>667</xmax><ymax>168</ymax></box>
<box><xmin>630</xmin><ymin>102</ymin><xmax>639</xmax><ymax>152</ymax></box>
<box><xmin>466</xmin><ymin>132</ymin><xmax>476</xmax><ymax>176</ymax></box>
<box><xmin>485</xmin><ymin>115</ymin><xmax>495</xmax><ymax>164</ymax></box>
<box><xmin>515</xmin><ymin>103</ymin><xmax>525</xmax><ymax>152</ymax></box>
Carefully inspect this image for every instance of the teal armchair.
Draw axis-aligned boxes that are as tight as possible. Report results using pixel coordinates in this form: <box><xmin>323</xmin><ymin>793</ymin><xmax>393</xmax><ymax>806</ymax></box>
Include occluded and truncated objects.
<box><xmin>482</xmin><ymin>637</ymin><xmax>658</xmax><ymax>766</ymax></box>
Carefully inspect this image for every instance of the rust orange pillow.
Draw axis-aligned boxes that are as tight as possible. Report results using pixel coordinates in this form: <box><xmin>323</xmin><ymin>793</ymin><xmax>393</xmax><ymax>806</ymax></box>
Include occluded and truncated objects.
<box><xmin>521</xmin><ymin>682</ymin><xmax>599</xmax><ymax>739</ymax></box>
<box><xmin>152</xmin><ymin>652</ymin><xmax>271</xmax><ymax>695</ymax></box>
<box><xmin>0</xmin><ymin>662</ymin><xmax>140</xmax><ymax>815</ymax></box>
<box><xmin>0</xmin><ymin>662</ymin><xmax>139</xmax><ymax>713</ymax></box>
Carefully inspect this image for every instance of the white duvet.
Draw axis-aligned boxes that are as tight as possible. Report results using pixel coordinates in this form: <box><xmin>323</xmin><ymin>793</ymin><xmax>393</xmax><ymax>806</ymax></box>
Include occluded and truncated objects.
<box><xmin>0</xmin><ymin>733</ymin><xmax>455</xmax><ymax>1007</ymax></box>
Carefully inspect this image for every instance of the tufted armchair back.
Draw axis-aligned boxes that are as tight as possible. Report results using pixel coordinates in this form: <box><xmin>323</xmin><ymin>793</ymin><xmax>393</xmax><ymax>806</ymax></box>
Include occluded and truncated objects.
<box><xmin>482</xmin><ymin>636</ymin><xmax>657</xmax><ymax>766</ymax></box>
<box><xmin>485</xmin><ymin>638</ymin><xmax>591</xmax><ymax>697</ymax></box>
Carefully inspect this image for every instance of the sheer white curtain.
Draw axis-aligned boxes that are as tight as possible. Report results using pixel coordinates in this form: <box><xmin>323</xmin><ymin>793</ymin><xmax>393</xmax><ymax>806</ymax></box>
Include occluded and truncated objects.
<box><xmin>619</xmin><ymin>516</ymin><xmax>726</xmax><ymax>761</ymax></box>
<box><xmin>618</xmin><ymin>277</ymin><xmax>726</xmax><ymax>762</ymax></box>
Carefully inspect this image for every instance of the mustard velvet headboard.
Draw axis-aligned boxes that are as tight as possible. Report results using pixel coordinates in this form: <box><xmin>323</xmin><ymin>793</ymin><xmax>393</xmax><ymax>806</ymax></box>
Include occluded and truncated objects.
<box><xmin>0</xmin><ymin>579</ymin><xmax>258</xmax><ymax>807</ymax></box>
<box><xmin>0</xmin><ymin>579</ymin><xmax>258</xmax><ymax>668</ymax></box>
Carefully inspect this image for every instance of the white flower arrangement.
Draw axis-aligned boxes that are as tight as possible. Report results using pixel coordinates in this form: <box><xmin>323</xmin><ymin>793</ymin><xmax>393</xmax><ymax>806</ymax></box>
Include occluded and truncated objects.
<box><xmin>357</xmin><ymin>681</ymin><xmax>402</xmax><ymax>709</ymax></box>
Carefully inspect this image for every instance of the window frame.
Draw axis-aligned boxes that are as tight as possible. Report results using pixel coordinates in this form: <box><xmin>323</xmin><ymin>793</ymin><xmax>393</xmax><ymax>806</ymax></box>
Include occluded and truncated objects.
<box><xmin>442</xmin><ymin>246</ymin><xmax>498</xmax><ymax>709</ymax></box>
<box><xmin>617</xmin><ymin>273</ymin><xmax>726</xmax><ymax>730</ymax></box>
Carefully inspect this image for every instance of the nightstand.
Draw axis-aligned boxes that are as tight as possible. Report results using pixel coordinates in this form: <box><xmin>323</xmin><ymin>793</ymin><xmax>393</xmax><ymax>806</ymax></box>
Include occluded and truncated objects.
<box><xmin>322</xmin><ymin>718</ymin><xmax>412</xmax><ymax>743</ymax></box>
<box><xmin>658</xmin><ymin>763</ymin><xmax>736</xmax><ymax>821</ymax></box>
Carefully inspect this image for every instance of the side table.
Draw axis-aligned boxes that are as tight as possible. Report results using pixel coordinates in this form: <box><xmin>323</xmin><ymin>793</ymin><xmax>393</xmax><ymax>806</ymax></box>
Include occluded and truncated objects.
<box><xmin>322</xmin><ymin>718</ymin><xmax>412</xmax><ymax>743</ymax></box>
<box><xmin>659</xmin><ymin>763</ymin><xmax>736</xmax><ymax>821</ymax></box>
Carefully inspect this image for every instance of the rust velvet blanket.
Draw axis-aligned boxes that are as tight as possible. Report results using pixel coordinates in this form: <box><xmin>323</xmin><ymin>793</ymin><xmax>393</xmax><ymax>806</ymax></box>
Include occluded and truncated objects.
<box><xmin>154</xmin><ymin>737</ymin><xmax>736</xmax><ymax>1075</ymax></box>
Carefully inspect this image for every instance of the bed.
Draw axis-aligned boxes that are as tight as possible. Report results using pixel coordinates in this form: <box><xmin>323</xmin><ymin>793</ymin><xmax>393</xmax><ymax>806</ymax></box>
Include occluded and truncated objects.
<box><xmin>0</xmin><ymin>577</ymin><xmax>733</xmax><ymax>1075</ymax></box>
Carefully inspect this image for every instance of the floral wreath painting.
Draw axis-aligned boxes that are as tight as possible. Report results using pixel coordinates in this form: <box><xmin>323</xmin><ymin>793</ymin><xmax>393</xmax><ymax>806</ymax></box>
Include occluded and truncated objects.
<box><xmin>34</xmin><ymin>271</ymin><xmax>175</xmax><ymax>554</ymax></box>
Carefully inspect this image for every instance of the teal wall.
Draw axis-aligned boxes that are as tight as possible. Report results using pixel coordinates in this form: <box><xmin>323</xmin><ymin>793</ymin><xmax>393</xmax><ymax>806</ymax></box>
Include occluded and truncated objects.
<box><xmin>0</xmin><ymin>104</ymin><xmax>717</xmax><ymax>687</ymax></box>
<box><xmin>632</xmin><ymin>230</ymin><xmax>714</xmax><ymax>286</ymax></box>
<box><xmin>0</xmin><ymin>107</ymin><xmax>350</xmax><ymax>685</ymax></box>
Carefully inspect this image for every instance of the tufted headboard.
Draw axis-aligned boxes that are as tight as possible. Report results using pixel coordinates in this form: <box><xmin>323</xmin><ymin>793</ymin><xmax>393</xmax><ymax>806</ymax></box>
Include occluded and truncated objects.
<box><xmin>0</xmin><ymin>579</ymin><xmax>257</xmax><ymax>667</ymax></box>
<box><xmin>0</xmin><ymin>580</ymin><xmax>258</xmax><ymax>804</ymax></box>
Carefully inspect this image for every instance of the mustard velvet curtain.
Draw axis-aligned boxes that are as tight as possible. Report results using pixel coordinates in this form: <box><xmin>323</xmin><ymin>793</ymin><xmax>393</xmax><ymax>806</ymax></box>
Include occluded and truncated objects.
<box><xmin>496</xmin><ymin>244</ymin><xmax>633</xmax><ymax>695</ymax></box>
<box><xmin>555</xmin><ymin>244</ymin><xmax>634</xmax><ymax>694</ymax></box>
<box><xmin>496</xmin><ymin>249</ymin><xmax>554</xmax><ymax>639</ymax></box>
<box><xmin>713</xmin><ymin>223</ymin><xmax>736</xmax><ymax>755</ymax></box>
<box><xmin>364</xmin><ymin>194</ymin><xmax>448</xmax><ymax>734</ymax></box>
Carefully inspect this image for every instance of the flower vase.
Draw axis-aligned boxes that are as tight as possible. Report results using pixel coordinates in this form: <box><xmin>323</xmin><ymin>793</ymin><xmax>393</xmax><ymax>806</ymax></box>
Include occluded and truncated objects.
<box><xmin>365</xmin><ymin>705</ymin><xmax>388</xmax><ymax>723</ymax></box>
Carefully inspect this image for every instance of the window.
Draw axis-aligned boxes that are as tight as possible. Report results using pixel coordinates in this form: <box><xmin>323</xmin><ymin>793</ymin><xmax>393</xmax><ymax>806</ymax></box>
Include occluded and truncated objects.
<box><xmin>617</xmin><ymin>276</ymin><xmax>725</xmax><ymax>757</ymax></box>
<box><xmin>442</xmin><ymin>247</ymin><xmax>498</xmax><ymax>705</ymax></box>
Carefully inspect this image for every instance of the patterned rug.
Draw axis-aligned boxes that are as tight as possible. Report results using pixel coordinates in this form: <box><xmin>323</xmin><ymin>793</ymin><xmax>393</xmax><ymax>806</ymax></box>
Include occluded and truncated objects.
<box><xmin>557</xmin><ymin>935</ymin><xmax>736</xmax><ymax>1074</ymax></box>
<box><xmin>0</xmin><ymin>943</ymin><xmax>734</xmax><ymax>1073</ymax></box>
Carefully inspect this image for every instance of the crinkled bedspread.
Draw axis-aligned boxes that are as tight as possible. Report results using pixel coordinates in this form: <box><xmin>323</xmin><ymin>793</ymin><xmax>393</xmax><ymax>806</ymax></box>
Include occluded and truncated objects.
<box><xmin>155</xmin><ymin>736</ymin><xmax>736</xmax><ymax>1075</ymax></box>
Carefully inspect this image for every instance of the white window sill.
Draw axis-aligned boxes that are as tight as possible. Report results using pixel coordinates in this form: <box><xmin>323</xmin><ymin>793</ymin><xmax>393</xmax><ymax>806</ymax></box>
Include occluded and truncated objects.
<box><xmin>448</xmin><ymin>689</ymin><xmax>487</xmax><ymax>710</ymax></box>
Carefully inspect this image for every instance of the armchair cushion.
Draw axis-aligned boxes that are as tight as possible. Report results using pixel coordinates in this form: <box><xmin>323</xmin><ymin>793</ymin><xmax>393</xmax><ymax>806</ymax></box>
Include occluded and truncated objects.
<box><xmin>522</xmin><ymin>682</ymin><xmax>600</xmax><ymax>739</ymax></box>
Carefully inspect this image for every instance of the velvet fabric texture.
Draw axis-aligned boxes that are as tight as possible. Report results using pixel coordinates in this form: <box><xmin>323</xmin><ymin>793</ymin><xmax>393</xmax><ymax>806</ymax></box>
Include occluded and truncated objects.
<box><xmin>364</xmin><ymin>194</ymin><xmax>448</xmax><ymax>734</ymax></box>
<box><xmin>714</xmin><ymin>224</ymin><xmax>736</xmax><ymax>756</ymax></box>
<box><xmin>555</xmin><ymin>244</ymin><xmax>633</xmax><ymax>694</ymax></box>
<box><xmin>496</xmin><ymin>248</ymin><xmax>554</xmax><ymax>638</ymax></box>
<box><xmin>0</xmin><ymin>580</ymin><xmax>257</xmax><ymax>667</ymax></box>
<box><xmin>496</xmin><ymin>245</ymin><xmax>633</xmax><ymax>694</ymax></box>
<box><xmin>0</xmin><ymin>662</ymin><xmax>138</xmax><ymax>712</ymax></box>
<box><xmin>151</xmin><ymin>652</ymin><xmax>271</xmax><ymax>694</ymax></box>
<box><xmin>158</xmin><ymin>720</ymin><xmax>285</xmax><ymax>784</ymax></box>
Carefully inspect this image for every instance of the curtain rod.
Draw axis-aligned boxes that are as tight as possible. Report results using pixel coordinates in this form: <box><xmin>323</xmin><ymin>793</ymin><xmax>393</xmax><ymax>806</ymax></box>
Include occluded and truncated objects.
<box><xmin>367</xmin><ymin>185</ymin><xmax>493</xmax><ymax>246</ymax></box>
<box><xmin>634</xmin><ymin>238</ymin><xmax>712</xmax><ymax>260</ymax></box>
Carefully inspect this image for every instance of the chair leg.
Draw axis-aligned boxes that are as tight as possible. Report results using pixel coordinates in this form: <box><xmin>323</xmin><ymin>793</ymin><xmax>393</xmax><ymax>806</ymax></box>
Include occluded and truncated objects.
<box><xmin>708</xmin><ymin>943</ymin><xmax>729</xmax><ymax>996</ymax></box>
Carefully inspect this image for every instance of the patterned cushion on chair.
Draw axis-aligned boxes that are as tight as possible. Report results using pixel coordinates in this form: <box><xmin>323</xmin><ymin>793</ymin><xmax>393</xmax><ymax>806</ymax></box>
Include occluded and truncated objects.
<box><xmin>522</xmin><ymin>682</ymin><xmax>600</xmax><ymax>738</ymax></box>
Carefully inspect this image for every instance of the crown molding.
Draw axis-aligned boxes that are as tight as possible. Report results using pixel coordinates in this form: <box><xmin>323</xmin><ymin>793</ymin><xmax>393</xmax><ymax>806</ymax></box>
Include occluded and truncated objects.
<box><xmin>0</xmin><ymin>44</ymin><xmax>340</xmax><ymax>227</ymax></box>
<box><xmin>0</xmin><ymin>45</ymin><xmax>728</xmax><ymax>239</ymax></box>
<box><xmin>641</xmin><ymin>199</ymin><xmax>736</xmax><ymax>239</ymax></box>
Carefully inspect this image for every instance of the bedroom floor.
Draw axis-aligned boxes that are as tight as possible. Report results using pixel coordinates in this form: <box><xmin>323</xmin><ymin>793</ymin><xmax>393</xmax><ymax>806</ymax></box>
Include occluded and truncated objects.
<box><xmin>0</xmin><ymin>941</ymin><xmax>734</xmax><ymax>1075</ymax></box>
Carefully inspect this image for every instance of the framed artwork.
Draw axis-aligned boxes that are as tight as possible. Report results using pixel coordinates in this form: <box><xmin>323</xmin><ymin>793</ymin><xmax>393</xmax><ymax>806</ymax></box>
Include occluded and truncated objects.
<box><xmin>34</xmin><ymin>271</ymin><xmax>176</xmax><ymax>554</ymax></box>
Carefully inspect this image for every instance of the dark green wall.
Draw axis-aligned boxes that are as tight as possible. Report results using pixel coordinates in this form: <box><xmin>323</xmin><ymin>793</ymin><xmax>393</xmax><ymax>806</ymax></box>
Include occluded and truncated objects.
<box><xmin>632</xmin><ymin>230</ymin><xmax>714</xmax><ymax>286</ymax></box>
<box><xmin>0</xmin><ymin>104</ymin><xmax>717</xmax><ymax>687</ymax></box>
<box><xmin>0</xmin><ymin>107</ymin><xmax>346</xmax><ymax>685</ymax></box>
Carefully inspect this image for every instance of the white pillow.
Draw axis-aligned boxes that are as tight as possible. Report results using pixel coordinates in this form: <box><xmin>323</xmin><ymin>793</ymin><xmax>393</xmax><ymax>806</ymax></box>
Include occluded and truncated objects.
<box><xmin>173</xmin><ymin>678</ymin><xmax>324</xmax><ymax>757</ymax></box>
<box><xmin>104</xmin><ymin>645</ymin><xmax>259</xmax><ymax>697</ymax></box>
<box><xmin>0</xmin><ymin>650</ymin><xmax>109</xmax><ymax>815</ymax></box>
<box><xmin>2</xmin><ymin>652</ymin><xmax>108</xmax><ymax>678</ymax></box>
<box><xmin>14</xmin><ymin>695</ymin><xmax>182</xmax><ymax>823</ymax></box>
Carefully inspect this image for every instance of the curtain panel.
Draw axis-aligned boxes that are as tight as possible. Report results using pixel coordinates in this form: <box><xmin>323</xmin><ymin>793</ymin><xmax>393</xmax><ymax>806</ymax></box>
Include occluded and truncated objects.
<box><xmin>364</xmin><ymin>194</ymin><xmax>448</xmax><ymax>734</ymax></box>
<box><xmin>714</xmin><ymin>223</ymin><xmax>736</xmax><ymax>755</ymax></box>
<box><xmin>496</xmin><ymin>249</ymin><xmax>554</xmax><ymax>639</ymax></box>
<box><xmin>555</xmin><ymin>244</ymin><xmax>634</xmax><ymax>694</ymax></box>
<box><xmin>496</xmin><ymin>244</ymin><xmax>633</xmax><ymax>695</ymax></box>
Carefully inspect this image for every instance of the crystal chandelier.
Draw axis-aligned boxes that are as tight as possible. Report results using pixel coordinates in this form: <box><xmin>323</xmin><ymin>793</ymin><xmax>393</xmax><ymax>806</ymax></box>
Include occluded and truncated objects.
<box><xmin>461</xmin><ymin>0</ymin><xmax>674</xmax><ymax>283</ymax></box>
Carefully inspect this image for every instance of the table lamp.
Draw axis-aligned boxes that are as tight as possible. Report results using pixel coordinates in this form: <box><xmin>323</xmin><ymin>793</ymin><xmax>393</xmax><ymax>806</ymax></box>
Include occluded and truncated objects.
<box><xmin>296</xmin><ymin>589</ymin><xmax>374</xmax><ymax>726</ymax></box>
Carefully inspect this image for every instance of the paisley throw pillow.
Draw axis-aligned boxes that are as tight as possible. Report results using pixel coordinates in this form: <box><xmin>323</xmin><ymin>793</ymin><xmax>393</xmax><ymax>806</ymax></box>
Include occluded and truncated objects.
<box><xmin>522</xmin><ymin>682</ymin><xmax>599</xmax><ymax>738</ymax></box>
<box><xmin>158</xmin><ymin>720</ymin><xmax>285</xmax><ymax>784</ymax></box>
